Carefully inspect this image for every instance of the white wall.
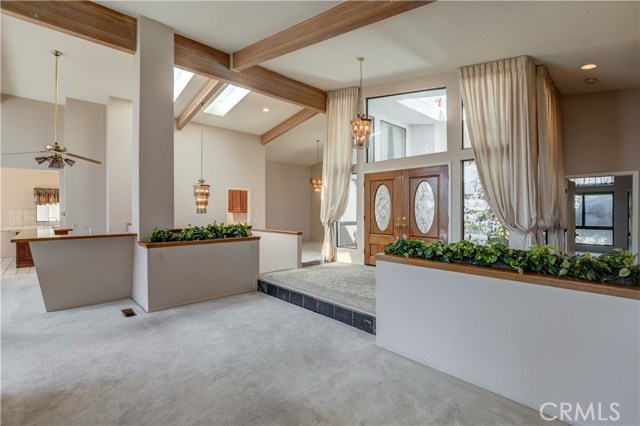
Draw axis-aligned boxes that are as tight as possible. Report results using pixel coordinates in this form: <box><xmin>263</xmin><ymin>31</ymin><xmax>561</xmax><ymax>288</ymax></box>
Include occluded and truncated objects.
<box><xmin>106</xmin><ymin>97</ymin><xmax>133</xmax><ymax>233</ymax></box>
<box><xmin>563</xmin><ymin>89</ymin><xmax>639</xmax><ymax>176</ymax></box>
<box><xmin>266</xmin><ymin>161</ymin><xmax>311</xmax><ymax>239</ymax></box>
<box><xmin>63</xmin><ymin>98</ymin><xmax>107</xmax><ymax>234</ymax></box>
<box><xmin>174</xmin><ymin>122</ymin><xmax>266</xmax><ymax>229</ymax></box>
<box><xmin>1</xmin><ymin>95</ymin><xmax>65</xmax><ymax>169</ymax></box>
<box><xmin>377</xmin><ymin>259</ymin><xmax>640</xmax><ymax>426</ymax></box>
<box><xmin>310</xmin><ymin>162</ymin><xmax>324</xmax><ymax>242</ymax></box>
<box><xmin>562</xmin><ymin>89</ymin><xmax>639</xmax><ymax>255</ymax></box>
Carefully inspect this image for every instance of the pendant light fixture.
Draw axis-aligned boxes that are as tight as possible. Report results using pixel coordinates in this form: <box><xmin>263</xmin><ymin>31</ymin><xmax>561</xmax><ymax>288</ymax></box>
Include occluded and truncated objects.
<box><xmin>193</xmin><ymin>103</ymin><xmax>210</xmax><ymax>214</ymax></box>
<box><xmin>309</xmin><ymin>139</ymin><xmax>322</xmax><ymax>193</ymax></box>
<box><xmin>351</xmin><ymin>57</ymin><xmax>372</xmax><ymax>149</ymax></box>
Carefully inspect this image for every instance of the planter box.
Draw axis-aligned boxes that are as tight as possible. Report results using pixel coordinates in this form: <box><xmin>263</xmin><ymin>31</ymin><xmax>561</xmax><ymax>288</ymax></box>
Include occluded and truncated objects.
<box><xmin>376</xmin><ymin>254</ymin><xmax>640</xmax><ymax>426</ymax></box>
<box><xmin>134</xmin><ymin>236</ymin><xmax>260</xmax><ymax>312</ymax></box>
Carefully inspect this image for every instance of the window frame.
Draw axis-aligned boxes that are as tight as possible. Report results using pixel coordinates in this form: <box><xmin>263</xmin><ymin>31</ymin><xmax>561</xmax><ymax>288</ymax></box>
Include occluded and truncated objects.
<box><xmin>336</xmin><ymin>173</ymin><xmax>358</xmax><ymax>249</ymax></box>
<box><xmin>575</xmin><ymin>191</ymin><xmax>615</xmax><ymax>247</ymax></box>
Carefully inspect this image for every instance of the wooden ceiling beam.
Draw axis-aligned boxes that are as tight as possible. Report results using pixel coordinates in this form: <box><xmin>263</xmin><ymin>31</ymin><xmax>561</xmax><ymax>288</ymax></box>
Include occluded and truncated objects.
<box><xmin>175</xmin><ymin>35</ymin><xmax>327</xmax><ymax>113</ymax></box>
<box><xmin>0</xmin><ymin>1</ymin><xmax>137</xmax><ymax>53</ymax></box>
<box><xmin>176</xmin><ymin>79</ymin><xmax>227</xmax><ymax>131</ymax></box>
<box><xmin>2</xmin><ymin>2</ymin><xmax>327</xmax><ymax>113</ymax></box>
<box><xmin>231</xmin><ymin>0</ymin><xmax>433</xmax><ymax>71</ymax></box>
<box><xmin>261</xmin><ymin>109</ymin><xmax>319</xmax><ymax>145</ymax></box>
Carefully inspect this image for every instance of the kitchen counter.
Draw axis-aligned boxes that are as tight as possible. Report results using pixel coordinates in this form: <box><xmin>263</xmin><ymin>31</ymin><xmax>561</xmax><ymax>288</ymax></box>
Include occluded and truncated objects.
<box><xmin>11</xmin><ymin>230</ymin><xmax>135</xmax><ymax>243</ymax></box>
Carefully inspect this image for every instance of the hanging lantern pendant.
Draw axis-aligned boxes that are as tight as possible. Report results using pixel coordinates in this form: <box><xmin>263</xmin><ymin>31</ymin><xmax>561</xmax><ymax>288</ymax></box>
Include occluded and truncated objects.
<box><xmin>309</xmin><ymin>139</ymin><xmax>322</xmax><ymax>193</ymax></box>
<box><xmin>194</xmin><ymin>104</ymin><xmax>211</xmax><ymax>214</ymax></box>
<box><xmin>351</xmin><ymin>57</ymin><xmax>371</xmax><ymax>149</ymax></box>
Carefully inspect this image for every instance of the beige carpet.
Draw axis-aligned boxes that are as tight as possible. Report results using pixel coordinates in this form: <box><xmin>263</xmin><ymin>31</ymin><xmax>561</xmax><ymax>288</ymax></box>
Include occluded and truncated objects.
<box><xmin>2</xmin><ymin>274</ymin><xmax>560</xmax><ymax>426</ymax></box>
<box><xmin>260</xmin><ymin>262</ymin><xmax>376</xmax><ymax>315</ymax></box>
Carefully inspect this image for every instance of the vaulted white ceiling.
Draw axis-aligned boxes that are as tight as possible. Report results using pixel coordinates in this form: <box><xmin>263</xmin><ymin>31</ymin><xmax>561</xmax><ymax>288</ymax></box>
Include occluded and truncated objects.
<box><xmin>2</xmin><ymin>1</ymin><xmax>638</xmax><ymax>165</ymax></box>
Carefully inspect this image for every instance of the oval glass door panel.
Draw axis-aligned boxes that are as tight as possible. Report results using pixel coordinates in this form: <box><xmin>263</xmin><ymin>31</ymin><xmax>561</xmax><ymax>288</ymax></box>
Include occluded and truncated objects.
<box><xmin>414</xmin><ymin>181</ymin><xmax>435</xmax><ymax>234</ymax></box>
<box><xmin>374</xmin><ymin>184</ymin><xmax>391</xmax><ymax>232</ymax></box>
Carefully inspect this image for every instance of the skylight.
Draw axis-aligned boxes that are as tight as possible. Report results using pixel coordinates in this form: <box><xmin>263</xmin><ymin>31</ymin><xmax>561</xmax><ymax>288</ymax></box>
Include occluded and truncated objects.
<box><xmin>174</xmin><ymin>68</ymin><xmax>194</xmax><ymax>101</ymax></box>
<box><xmin>205</xmin><ymin>85</ymin><xmax>250</xmax><ymax>116</ymax></box>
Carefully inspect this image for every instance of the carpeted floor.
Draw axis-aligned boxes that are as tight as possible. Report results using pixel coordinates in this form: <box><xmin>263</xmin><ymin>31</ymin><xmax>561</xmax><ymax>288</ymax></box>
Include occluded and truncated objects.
<box><xmin>260</xmin><ymin>262</ymin><xmax>376</xmax><ymax>315</ymax></box>
<box><xmin>1</xmin><ymin>275</ymin><xmax>559</xmax><ymax>426</ymax></box>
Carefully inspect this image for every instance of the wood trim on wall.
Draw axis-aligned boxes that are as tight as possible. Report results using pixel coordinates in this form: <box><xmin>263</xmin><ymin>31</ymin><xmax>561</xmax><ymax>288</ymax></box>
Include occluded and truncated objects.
<box><xmin>1</xmin><ymin>1</ymin><xmax>137</xmax><ymax>53</ymax></box>
<box><xmin>138</xmin><ymin>236</ymin><xmax>260</xmax><ymax>249</ymax></box>
<box><xmin>377</xmin><ymin>254</ymin><xmax>640</xmax><ymax>300</ymax></box>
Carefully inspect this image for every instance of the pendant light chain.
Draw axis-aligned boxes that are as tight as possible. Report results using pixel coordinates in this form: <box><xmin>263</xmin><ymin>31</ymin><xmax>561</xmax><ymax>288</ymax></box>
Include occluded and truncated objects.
<box><xmin>200</xmin><ymin>102</ymin><xmax>204</xmax><ymax>181</ymax></box>
<box><xmin>53</xmin><ymin>50</ymin><xmax>61</xmax><ymax>145</ymax></box>
<box><xmin>358</xmin><ymin>58</ymin><xmax>364</xmax><ymax>116</ymax></box>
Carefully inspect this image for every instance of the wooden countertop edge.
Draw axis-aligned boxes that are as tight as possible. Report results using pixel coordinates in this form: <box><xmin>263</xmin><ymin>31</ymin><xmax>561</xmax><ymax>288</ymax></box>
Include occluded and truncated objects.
<box><xmin>11</xmin><ymin>233</ymin><xmax>137</xmax><ymax>243</ymax></box>
<box><xmin>138</xmin><ymin>235</ymin><xmax>261</xmax><ymax>248</ymax></box>
<box><xmin>376</xmin><ymin>254</ymin><xmax>640</xmax><ymax>300</ymax></box>
<box><xmin>251</xmin><ymin>228</ymin><xmax>303</xmax><ymax>236</ymax></box>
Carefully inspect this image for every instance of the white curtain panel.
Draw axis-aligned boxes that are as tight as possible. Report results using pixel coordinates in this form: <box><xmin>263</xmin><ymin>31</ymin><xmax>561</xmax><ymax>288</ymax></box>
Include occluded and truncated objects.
<box><xmin>459</xmin><ymin>56</ymin><xmax>539</xmax><ymax>249</ymax></box>
<box><xmin>320</xmin><ymin>87</ymin><xmax>358</xmax><ymax>262</ymax></box>
<box><xmin>536</xmin><ymin>66</ymin><xmax>567</xmax><ymax>252</ymax></box>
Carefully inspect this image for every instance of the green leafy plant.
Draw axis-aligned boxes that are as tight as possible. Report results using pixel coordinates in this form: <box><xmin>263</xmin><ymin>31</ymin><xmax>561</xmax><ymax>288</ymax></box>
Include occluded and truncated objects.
<box><xmin>384</xmin><ymin>239</ymin><xmax>639</xmax><ymax>286</ymax></box>
<box><xmin>148</xmin><ymin>222</ymin><xmax>249</xmax><ymax>243</ymax></box>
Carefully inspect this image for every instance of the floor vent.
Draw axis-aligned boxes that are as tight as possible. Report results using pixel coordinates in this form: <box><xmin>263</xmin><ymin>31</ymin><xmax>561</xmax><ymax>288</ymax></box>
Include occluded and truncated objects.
<box><xmin>121</xmin><ymin>308</ymin><xmax>137</xmax><ymax>318</ymax></box>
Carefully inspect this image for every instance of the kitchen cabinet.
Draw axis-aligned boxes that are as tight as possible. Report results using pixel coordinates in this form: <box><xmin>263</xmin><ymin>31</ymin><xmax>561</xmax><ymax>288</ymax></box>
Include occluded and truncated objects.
<box><xmin>15</xmin><ymin>239</ymin><xmax>33</xmax><ymax>268</ymax></box>
<box><xmin>228</xmin><ymin>190</ymin><xmax>248</xmax><ymax>213</ymax></box>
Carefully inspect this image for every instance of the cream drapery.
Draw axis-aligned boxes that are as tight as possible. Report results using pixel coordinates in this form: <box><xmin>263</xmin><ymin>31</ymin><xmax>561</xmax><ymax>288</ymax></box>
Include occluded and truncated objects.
<box><xmin>536</xmin><ymin>66</ymin><xmax>566</xmax><ymax>251</ymax></box>
<box><xmin>33</xmin><ymin>187</ymin><xmax>59</xmax><ymax>205</ymax></box>
<box><xmin>320</xmin><ymin>87</ymin><xmax>358</xmax><ymax>262</ymax></box>
<box><xmin>459</xmin><ymin>56</ymin><xmax>539</xmax><ymax>249</ymax></box>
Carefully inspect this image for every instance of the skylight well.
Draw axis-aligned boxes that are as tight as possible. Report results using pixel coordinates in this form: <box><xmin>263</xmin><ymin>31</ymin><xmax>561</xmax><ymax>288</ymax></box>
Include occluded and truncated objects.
<box><xmin>174</xmin><ymin>68</ymin><xmax>194</xmax><ymax>101</ymax></box>
<box><xmin>205</xmin><ymin>85</ymin><xmax>250</xmax><ymax>117</ymax></box>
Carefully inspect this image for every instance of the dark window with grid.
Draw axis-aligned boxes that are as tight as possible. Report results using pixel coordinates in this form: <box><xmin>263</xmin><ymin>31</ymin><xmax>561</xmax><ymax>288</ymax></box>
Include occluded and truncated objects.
<box><xmin>575</xmin><ymin>193</ymin><xmax>614</xmax><ymax>246</ymax></box>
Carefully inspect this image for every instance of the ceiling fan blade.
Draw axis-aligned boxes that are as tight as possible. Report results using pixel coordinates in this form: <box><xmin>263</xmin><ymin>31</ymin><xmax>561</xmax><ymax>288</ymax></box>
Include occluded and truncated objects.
<box><xmin>65</xmin><ymin>152</ymin><xmax>102</xmax><ymax>165</ymax></box>
<box><xmin>1</xmin><ymin>151</ymin><xmax>48</xmax><ymax>156</ymax></box>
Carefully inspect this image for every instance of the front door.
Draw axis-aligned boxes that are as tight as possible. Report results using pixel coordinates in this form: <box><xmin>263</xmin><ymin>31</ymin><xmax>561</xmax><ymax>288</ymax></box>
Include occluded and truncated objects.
<box><xmin>364</xmin><ymin>170</ymin><xmax>402</xmax><ymax>265</ymax></box>
<box><xmin>364</xmin><ymin>165</ymin><xmax>449</xmax><ymax>265</ymax></box>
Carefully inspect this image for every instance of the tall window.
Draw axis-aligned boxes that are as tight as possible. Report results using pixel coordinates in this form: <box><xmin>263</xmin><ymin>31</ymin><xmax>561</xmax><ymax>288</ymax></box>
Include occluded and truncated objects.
<box><xmin>574</xmin><ymin>193</ymin><xmax>614</xmax><ymax>246</ymax></box>
<box><xmin>462</xmin><ymin>160</ymin><xmax>508</xmax><ymax>244</ymax></box>
<box><xmin>367</xmin><ymin>88</ymin><xmax>447</xmax><ymax>162</ymax></box>
<box><xmin>462</xmin><ymin>104</ymin><xmax>472</xmax><ymax>149</ymax></box>
<box><xmin>337</xmin><ymin>174</ymin><xmax>357</xmax><ymax>249</ymax></box>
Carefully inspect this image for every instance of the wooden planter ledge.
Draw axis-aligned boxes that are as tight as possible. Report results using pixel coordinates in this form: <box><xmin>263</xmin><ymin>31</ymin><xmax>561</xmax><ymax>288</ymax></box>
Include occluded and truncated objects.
<box><xmin>138</xmin><ymin>236</ymin><xmax>260</xmax><ymax>249</ymax></box>
<box><xmin>376</xmin><ymin>254</ymin><xmax>640</xmax><ymax>300</ymax></box>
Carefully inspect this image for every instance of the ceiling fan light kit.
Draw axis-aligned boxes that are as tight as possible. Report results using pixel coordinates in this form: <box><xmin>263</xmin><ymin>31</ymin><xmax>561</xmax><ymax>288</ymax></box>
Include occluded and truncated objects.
<box><xmin>2</xmin><ymin>49</ymin><xmax>102</xmax><ymax>169</ymax></box>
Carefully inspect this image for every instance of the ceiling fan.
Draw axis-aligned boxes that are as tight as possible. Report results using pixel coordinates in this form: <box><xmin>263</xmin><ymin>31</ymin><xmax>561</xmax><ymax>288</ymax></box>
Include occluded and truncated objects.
<box><xmin>2</xmin><ymin>50</ymin><xmax>101</xmax><ymax>169</ymax></box>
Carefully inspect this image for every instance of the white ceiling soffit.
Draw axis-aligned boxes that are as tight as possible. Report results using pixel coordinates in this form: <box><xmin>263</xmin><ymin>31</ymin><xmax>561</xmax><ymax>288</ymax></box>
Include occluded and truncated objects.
<box><xmin>266</xmin><ymin>114</ymin><xmax>327</xmax><ymax>166</ymax></box>
<box><xmin>0</xmin><ymin>15</ymin><xmax>133</xmax><ymax>105</ymax></box>
<box><xmin>262</xmin><ymin>1</ymin><xmax>639</xmax><ymax>94</ymax></box>
<box><xmin>201</xmin><ymin>91</ymin><xmax>303</xmax><ymax>136</ymax></box>
<box><xmin>98</xmin><ymin>0</ymin><xmax>340</xmax><ymax>53</ymax></box>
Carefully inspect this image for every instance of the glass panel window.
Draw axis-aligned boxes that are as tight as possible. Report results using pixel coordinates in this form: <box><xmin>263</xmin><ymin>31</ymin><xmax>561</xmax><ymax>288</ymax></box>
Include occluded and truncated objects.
<box><xmin>575</xmin><ymin>196</ymin><xmax>584</xmax><ymax>227</ymax></box>
<box><xmin>584</xmin><ymin>194</ymin><xmax>613</xmax><ymax>227</ymax></box>
<box><xmin>337</xmin><ymin>174</ymin><xmax>357</xmax><ymax>249</ymax></box>
<box><xmin>36</xmin><ymin>203</ymin><xmax>60</xmax><ymax>222</ymax></box>
<box><xmin>575</xmin><ymin>192</ymin><xmax>614</xmax><ymax>246</ymax></box>
<box><xmin>462</xmin><ymin>104</ymin><xmax>472</xmax><ymax>149</ymax></box>
<box><xmin>463</xmin><ymin>160</ymin><xmax>508</xmax><ymax>244</ymax></box>
<box><xmin>576</xmin><ymin>229</ymin><xmax>613</xmax><ymax>246</ymax></box>
<box><xmin>367</xmin><ymin>88</ymin><xmax>447</xmax><ymax>162</ymax></box>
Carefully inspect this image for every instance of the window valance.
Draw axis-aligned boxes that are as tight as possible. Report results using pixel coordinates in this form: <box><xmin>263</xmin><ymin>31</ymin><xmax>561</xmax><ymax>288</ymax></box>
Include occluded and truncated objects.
<box><xmin>34</xmin><ymin>188</ymin><xmax>59</xmax><ymax>205</ymax></box>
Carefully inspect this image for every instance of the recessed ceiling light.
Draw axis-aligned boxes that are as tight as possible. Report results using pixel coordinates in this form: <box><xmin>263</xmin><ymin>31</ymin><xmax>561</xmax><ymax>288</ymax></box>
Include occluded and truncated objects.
<box><xmin>585</xmin><ymin>77</ymin><xmax>598</xmax><ymax>85</ymax></box>
<box><xmin>262</xmin><ymin>107</ymin><xmax>270</xmax><ymax>113</ymax></box>
<box><xmin>581</xmin><ymin>64</ymin><xmax>597</xmax><ymax>70</ymax></box>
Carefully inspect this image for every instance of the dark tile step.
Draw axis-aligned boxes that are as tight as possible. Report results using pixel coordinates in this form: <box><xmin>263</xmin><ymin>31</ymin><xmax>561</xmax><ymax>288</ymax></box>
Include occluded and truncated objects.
<box><xmin>257</xmin><ymin>279</ymin><xmax>375</xmax><ymax>335</ymax></box>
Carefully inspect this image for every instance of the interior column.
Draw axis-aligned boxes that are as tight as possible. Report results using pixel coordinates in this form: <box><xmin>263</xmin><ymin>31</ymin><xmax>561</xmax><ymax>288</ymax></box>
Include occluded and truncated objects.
<box><xmin>132</xmin><ymin>16</ymin><xmax>174</xmax><ymax>239</ymax></box>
